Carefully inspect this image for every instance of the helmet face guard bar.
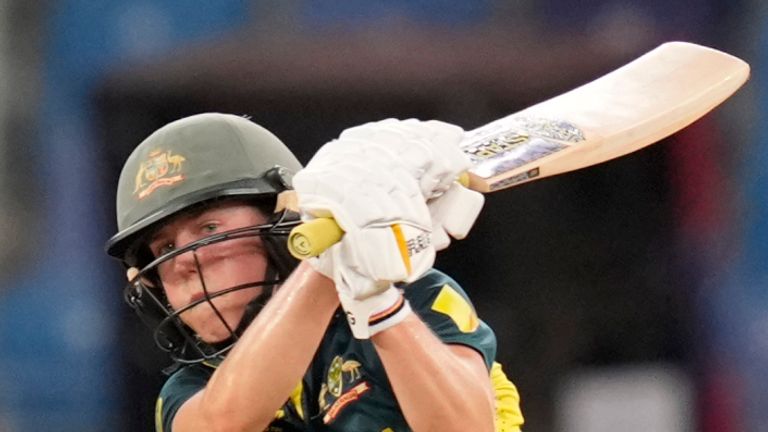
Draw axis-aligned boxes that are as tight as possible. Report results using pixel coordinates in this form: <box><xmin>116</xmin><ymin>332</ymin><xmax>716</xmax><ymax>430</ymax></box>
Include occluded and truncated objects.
<box><xmin>124</xmin><ymin>213</ymin><xmax>301</xmax><ymax>364</ymax></box>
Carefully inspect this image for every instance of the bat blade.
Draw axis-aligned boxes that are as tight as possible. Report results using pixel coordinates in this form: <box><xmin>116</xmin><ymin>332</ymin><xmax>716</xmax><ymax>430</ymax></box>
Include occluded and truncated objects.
<box><xmin>286</xmin><ymin>41</ymin><xmax>750</xmax><ymax>259</ymax></box>
<box><xmin>462</xmin><ymin>41</ymin><xmax>750</xmax><ymax>193</ymax></box>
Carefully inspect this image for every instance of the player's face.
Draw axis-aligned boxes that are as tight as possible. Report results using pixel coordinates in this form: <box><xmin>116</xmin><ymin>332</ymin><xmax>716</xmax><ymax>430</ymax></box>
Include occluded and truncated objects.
<box><xmin>149</xmin><ymin>201</ymin><xmax>269</xmax><ymax>343</ymax></box>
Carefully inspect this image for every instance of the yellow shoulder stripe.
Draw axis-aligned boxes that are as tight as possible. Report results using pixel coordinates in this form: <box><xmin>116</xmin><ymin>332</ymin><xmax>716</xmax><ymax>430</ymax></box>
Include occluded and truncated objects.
<box><xmin>431</xmin><ymin>284</ymin><xmax>479</xmax><ymax>333</ymax></box>
<box><xmin>491</xmin><ymin>362</ymin><xmax>525</xmax><ymax>432</ymax></box>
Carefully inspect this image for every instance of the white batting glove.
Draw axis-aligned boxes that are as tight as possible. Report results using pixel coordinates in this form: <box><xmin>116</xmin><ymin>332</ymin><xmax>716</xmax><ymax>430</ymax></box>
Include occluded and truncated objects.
<box><xmin>294</xmin><ymin>119</ymin><xmax>482</xmax><ymax>297</ymax></box>
<box><xmin>312</xmin><ymin>118</ymin><xmax>471</xmax><ymax>200</ymax></box>
<box><xmin>308</xmin><ymin>243</ymin><xmax>411</xmax><ymax>339</ymax></box>
<box><xmin>339</xmin><ymin>119</ymin><xmax>484</xmax><ymax>250</ymax></box>
<box><xmin>295</xmin><ymin>166</ymin><xmax>435</xmax><ymax>298</ymax></box>
<box><xmin>336</xmin><ymin>279</ymin><xmax>412</xmax><ymax>339</ymax></box>
<box><xmin>428</xmin><ymin>182</ymin><xmax>486</xmax><ymax>250</ymax></box>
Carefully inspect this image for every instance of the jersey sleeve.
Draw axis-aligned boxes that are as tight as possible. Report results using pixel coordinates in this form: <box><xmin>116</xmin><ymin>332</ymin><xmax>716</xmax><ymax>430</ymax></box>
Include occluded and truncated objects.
<box><xmin>155</xmin><ymin>365</ymin><xmax>212</xmax><ymax>432</ymax></box>
<box><xmin>155</xmin><ymin>365</ymin><xmax>308</xmax><ymax>432</ymax></box>
<box><xmin>402</xmin><ymin>269</ymin><xmax>497</xmax><ymax>370</ymax></box>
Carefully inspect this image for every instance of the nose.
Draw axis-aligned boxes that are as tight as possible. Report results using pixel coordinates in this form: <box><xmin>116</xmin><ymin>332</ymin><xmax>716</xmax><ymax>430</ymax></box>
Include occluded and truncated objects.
<box><xmin>168</xmin><ymin>231</ymin><xmax>205</xmax><ymax>276</ymax></box>
<box><xmin>172</xmin><ymin>247</ymin><xmax>199</xmax><ymax>275</ymax></box>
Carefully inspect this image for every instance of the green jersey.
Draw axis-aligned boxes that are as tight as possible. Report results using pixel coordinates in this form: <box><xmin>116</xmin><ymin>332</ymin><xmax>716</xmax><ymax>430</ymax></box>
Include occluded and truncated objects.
<box><xmin>156</xmin><ymin>269</ymin><xmax>497</xmax><ymax>432</ymax></box>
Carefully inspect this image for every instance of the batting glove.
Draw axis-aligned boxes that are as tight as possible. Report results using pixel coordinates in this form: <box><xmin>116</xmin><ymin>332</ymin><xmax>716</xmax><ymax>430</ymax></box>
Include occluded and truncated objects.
<box><xmin>428</xmin><ymin>182</ymin><xmax>485</xmax><ymax>250</ymax></box>
<box><xmin>337</xmin><ymin>279</ymin><xmax>412</xmax><ymax>339</ymax></box>
<box><xmin>294</xmin><ymin>161</ymin><xmax>435</xmax><ymax>298</ymax></box>
<box><xmin>337</xmin><ymin>118</ymin><xmax>484</xmax><ymax>250</ymax></box>
<box><xmin>334</xmin><ymin>118</ymin><xmax>471</xmax><ymax>199</ymax></box>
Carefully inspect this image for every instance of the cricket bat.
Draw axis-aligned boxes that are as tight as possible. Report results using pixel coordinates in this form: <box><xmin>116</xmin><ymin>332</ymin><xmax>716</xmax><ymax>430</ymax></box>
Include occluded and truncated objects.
<box><xmin>287</xmin><ymin>41</ymin><xmax>750</xmax><ymax>259</ymax></box>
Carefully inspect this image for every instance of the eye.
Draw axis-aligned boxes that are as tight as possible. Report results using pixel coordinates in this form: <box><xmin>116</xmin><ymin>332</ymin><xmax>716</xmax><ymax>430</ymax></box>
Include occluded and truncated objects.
<box><xmin>201</xmin><ymin>222</ymin><xmax>219</xmax><ymax>234</ymax></box>
<box><xmin>156</xmin><ymin>243</ymin><xmax>175</xmax><ymax>256</ymax></box>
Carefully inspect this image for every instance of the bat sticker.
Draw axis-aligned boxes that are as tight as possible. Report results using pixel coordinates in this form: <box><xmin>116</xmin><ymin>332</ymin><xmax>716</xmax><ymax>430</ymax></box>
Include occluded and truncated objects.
<box><xmin>470</xmin><ymin>136</ymin><xmax>569</xmax><ymax>178</ymax></box>
<box><xmin>512</xmin><ymin>117</ymin><xmax>585</xmax><ymax>142</ymax></box>
<box><xmin>463</xmin><ymin>117</ymin><xmax>584</xmax><ymax>179</ymax></box>
<box><xmin>489</xmin><ymin>168</ymin><xmax>540</xmax><ymax>191</ymax></box>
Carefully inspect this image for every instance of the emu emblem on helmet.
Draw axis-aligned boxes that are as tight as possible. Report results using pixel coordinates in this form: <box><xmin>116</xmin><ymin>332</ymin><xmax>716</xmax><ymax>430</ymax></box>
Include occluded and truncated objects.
<box><xmin>134</xmin><ymin>149</ymin><xmax>186</xmax><ymax>199</ymax></box>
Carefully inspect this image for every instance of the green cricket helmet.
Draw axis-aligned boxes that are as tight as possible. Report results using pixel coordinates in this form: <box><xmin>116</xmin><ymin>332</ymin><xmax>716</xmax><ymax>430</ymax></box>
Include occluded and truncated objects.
<box><xmin>105</xmin><ymin>113</ymin><xmax>303</xmax><ymax>364</ymax></box>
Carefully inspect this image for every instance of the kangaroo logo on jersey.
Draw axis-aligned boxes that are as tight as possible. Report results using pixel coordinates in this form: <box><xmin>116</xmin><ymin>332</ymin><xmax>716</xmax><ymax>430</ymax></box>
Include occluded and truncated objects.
<box><xmin>134</xmin><ymin>149</ymin><xmax>186</xmax><ymax>199</ymax></box>
<box><xmin>319</xmin><ymin>355</ymin><xmax>368</xmax><ymax>424</ymax></box>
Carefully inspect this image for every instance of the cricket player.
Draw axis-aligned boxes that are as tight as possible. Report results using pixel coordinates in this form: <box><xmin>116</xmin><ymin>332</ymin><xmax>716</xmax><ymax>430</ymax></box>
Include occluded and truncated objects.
<box><xmin>105</xmin><ymin>113</ymin><xmax>524</xmax><ymax>431</ymax></box>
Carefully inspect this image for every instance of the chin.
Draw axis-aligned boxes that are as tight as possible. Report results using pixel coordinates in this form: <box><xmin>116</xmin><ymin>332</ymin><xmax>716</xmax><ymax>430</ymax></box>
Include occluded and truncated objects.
<box><xmin>195</xmin><ymin>325</ymin><xmax>235</xmax><ymax>343</ymax></box>
<box><xmin>194</xmin><ymin>311</ymin><xmax>247</xmax><ymax>342</ymax></box>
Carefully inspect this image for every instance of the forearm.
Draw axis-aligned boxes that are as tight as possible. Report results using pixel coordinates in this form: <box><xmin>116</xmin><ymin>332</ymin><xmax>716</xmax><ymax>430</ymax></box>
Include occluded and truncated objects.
<box><xmin>372</xmin><ymin>313</ymin><xmax>496</xmax><ymax>432</ymax></box>
<box><xmin>195</xmin><ymin>262</ymin><xmax>339</xmax><ymax>430</ymax></box>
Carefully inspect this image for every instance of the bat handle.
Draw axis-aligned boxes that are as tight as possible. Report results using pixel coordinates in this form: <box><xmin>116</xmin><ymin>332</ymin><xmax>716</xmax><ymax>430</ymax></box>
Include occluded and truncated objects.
<box><xmin>287</xmin><ymin>173</ymin><xmax>472</xmax><ymax>260</ymax></box>
<box><xmin>288</xmin><ymin>218</ymin><xmax>344</xmax><ymax>259</ymax></box>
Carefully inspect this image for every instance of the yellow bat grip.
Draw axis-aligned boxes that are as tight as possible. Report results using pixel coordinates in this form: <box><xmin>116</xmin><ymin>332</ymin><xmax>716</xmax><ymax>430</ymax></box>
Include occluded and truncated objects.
<box><xmin>288</xmin><ymin>218</ymin><xmax>344</xmax><ymax>259</ymax></box>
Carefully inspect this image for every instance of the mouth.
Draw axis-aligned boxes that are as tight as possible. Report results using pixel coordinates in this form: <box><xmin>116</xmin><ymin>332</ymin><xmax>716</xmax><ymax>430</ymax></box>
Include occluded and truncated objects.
<box><xmin>189</xmin><ymin>291</ymin><xmax>210</xmax><ymax>304</ymax></box>
<box><xmin>183</xmin><ymin>282</ymin><xmax>266</xmax><ymax>310</ymax></box>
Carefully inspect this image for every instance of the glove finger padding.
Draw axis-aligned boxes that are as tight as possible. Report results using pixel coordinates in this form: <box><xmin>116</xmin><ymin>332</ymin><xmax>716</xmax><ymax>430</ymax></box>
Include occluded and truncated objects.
<box><xmin>294</xmin><ymin>155</ymin><xmax>436</xmax><ymax>288</ymax></box>
<box><xmin>397</xmin><ymin>119</ymin><xmax>471</xmax><ymax>196</ymax></box>
<box><xmin>428</xmin><ymin>182</ymin><xmax>485</xmax><ymax>251</ymax></box>
<box><xmin>335</xmin><ymin>221</ymin><xmax>436</xmax><ymax>288</ymax></box>
<box><xmin>338</xmin><ymin>119</ymin><xmax>470</xmax><ymax>199</ymax></box>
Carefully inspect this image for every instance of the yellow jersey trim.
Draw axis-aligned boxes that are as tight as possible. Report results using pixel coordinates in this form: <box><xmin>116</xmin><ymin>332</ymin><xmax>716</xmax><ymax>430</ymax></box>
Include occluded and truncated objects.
<box><xmin>155</xmin><ymin>397</ymin><xmax>164</xmax><ymax>432</ymax></box>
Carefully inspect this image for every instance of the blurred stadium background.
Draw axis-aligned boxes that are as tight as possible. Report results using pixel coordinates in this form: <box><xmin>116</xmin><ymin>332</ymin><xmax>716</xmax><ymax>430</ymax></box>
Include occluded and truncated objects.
<box><xmin>0</xmin><ymin>1</ymin><xmax>764</xmax><ymax>431</ymax></box>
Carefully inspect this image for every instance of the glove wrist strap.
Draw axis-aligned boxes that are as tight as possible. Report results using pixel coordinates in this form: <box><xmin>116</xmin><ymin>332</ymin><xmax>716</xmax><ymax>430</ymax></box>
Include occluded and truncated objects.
<box><xmin>341</xmin><ymin>287</ymin><xmax>412</xmax><ymax>339</ymax></box>
<box><xmin>369</xmin><ymin>294</ymin><xmax>411</xmax><ymax>336</ymax></box>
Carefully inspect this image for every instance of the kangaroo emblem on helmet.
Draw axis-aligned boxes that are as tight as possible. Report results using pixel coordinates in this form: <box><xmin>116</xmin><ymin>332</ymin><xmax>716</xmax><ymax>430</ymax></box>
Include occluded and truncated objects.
<box><xmin>133</xmin><ymin>149</ymin><xmax>187</xmax><ymax>199</ymax></box>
